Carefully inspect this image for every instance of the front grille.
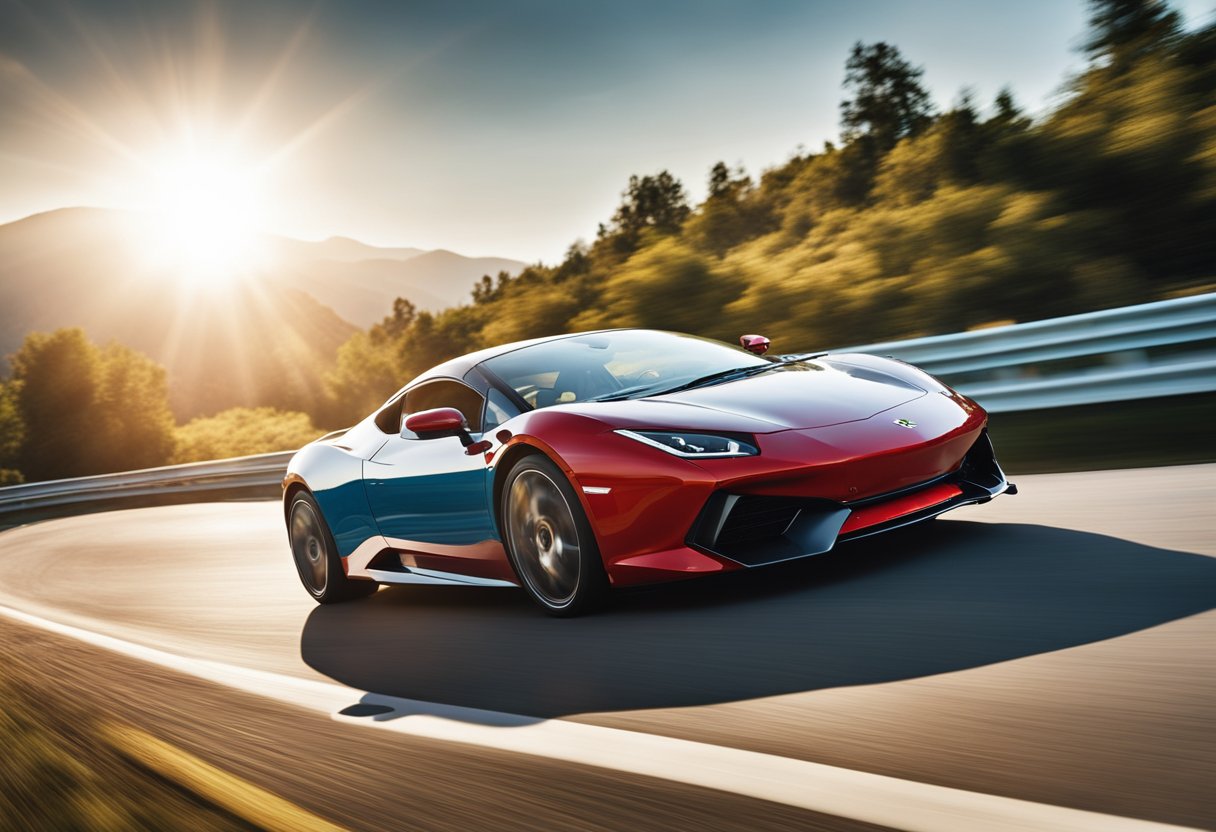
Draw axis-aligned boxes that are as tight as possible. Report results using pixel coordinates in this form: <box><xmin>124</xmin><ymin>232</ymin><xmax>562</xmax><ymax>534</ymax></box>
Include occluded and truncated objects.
<box><xmin>715</xmin><ymin>496</ymin><xmax>803</xmax><ymax>547</ymax></box>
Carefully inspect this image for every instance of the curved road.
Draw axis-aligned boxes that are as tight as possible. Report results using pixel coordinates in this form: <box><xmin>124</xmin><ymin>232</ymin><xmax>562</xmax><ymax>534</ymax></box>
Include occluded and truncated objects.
<box><xmin>1</xmin><ymin>464</ymin><xmax>1213</xmax><ymax>830</ymax></box>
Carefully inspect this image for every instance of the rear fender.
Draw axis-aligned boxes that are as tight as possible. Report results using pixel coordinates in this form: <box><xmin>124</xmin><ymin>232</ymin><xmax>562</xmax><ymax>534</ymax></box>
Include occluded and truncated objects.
<box><xmin>285</xmin><ymin>443</ymin><xmax>382</xmax><ymax>559</ymax></box>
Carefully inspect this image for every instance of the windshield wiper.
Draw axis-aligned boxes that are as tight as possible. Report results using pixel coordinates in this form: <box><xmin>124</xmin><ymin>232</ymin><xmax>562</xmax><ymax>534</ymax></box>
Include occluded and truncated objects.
<box><xmin>654</xmin><ymin>366</ymin><xmax>765</xmax><ymax>395</ymax></box>
<box><xmin>587</xmin><ymin>383</ymin><xmax>666</xmax><ymax>403</ymax></box>
<box><xmin>653</xmin><ymin>354</ymin><xmax>827</xmax><ymax>396</ymax></box>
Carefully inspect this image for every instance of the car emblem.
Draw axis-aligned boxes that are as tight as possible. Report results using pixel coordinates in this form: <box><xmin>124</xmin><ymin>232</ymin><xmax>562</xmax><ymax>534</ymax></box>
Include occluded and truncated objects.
<box><xmin>893</xmin><ymin>418</ymin><xmax>917</xmax><ymax>428</ymax></box>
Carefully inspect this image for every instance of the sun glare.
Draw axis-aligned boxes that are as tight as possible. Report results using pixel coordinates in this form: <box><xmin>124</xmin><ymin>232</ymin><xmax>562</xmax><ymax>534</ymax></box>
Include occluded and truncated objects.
<box><xmin>139</xmin><ymin>148</ymin><xmax>269</xmax><ymax>285</ymax></box>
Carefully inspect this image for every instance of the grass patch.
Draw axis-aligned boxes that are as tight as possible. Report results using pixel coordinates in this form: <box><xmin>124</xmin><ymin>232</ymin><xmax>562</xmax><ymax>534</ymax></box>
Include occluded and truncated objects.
<box><xmin>0</xmin><ymin>673</ymin><xmax>252</xmax><ymax>832</ymax></box>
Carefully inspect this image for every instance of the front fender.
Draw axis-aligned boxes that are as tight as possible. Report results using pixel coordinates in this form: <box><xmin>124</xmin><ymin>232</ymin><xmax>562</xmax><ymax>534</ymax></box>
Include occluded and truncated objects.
<box><xmin>486</xmin><ymin>410</ymin><xmax>724</xmax><ymax>579</ymax></box>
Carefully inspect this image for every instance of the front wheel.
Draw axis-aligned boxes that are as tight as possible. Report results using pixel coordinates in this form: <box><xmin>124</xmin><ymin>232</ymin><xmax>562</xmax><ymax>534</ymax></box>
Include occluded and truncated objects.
<box><xmin>288</xmin><ymin>491</ymin><xmax>378</xmax><ymax>604</ymax></box>
<box><xmin>503</xmin><ymin>456</ymin><xmax>607</xmax><ymax>616</ymax></box>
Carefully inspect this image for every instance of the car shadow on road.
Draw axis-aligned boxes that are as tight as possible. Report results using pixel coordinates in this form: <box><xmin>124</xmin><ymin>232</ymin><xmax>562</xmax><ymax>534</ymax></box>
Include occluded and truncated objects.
<box><xmin>300</xmin><ymin>521</ymin><xmax>1216</xmax><ymax>718</ymax></box>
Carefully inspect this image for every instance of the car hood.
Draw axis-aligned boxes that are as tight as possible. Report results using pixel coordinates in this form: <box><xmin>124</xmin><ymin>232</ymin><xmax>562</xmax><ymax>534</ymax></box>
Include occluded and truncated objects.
<box><xmin>565</xmin><ymin>362</ymin><xmax>928</xmax><ymax>432</ymax></box>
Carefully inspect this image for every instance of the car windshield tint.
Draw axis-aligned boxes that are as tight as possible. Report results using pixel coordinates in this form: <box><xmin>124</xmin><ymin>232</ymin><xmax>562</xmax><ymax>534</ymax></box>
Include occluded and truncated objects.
<box><xmin>480</xmin><ymin>330</ymin><xmax>770</xmax><ymax>409</ymax></box>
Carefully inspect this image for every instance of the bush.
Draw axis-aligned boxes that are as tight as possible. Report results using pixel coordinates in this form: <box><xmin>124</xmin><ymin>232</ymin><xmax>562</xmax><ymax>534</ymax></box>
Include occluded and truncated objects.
<box><xmin>173</xmin><ymin>407</ymin><xmax>322</xmax><ymax>463</ymax></box>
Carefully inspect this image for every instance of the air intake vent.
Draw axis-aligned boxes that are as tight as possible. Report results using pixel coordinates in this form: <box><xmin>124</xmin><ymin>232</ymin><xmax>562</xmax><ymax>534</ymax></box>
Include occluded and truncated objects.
<box><xmin>688</xmin><ymin>493</ymin><xmax>851</xmax><ymax>567</ymax></box>
<box><xmin>715</xmin><ymin>496</ymin><xmax>804</xmax><ymax>547</ymax></box>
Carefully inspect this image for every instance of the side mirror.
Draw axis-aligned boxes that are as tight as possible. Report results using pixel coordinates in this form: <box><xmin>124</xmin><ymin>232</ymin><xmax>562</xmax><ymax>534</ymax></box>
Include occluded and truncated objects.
<box><xmin>403</xmin><ymin>407</ymin><xmax>490</xmax><ymax>456</ymax></box>
<box><xmin>739</xmin><ymin>334</ymin><xmax>771</xmax><ymax>355</ymax></box>
<box><xmin>404</xmin><ymin>407</ymin><xmax>467</xmax><ymax>438</ymax></box>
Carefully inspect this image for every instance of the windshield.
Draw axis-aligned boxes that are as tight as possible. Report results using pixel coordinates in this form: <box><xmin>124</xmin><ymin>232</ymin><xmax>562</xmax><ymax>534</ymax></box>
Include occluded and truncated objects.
<box><xmin>480</xmin><ymin>330</ymin><xmax>770</xmax><ymax>409</ymax></box>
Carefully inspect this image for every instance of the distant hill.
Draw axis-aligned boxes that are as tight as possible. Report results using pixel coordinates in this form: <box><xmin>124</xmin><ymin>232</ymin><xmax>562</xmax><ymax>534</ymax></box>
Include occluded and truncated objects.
<box><xmin>0</xmin><ymin>207</ymin><xmax>524</xmax><ymax>418</ymax></box>
<box><xmin>273</xmin><ymin>244</ymin><xmax>525</xmax><ymax>327</ymax></box>
<box><xmin>269</xmin><ymin>234</ymin><xmax>427</xmax><ymax>264</ymax></box>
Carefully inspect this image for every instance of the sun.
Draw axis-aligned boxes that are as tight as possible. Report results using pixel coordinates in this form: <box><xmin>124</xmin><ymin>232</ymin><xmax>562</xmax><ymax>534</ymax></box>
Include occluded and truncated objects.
<box><xmin>137</xmin><ymin>147</ymin><xmax>270</xmax><ymax>284</ymax></box>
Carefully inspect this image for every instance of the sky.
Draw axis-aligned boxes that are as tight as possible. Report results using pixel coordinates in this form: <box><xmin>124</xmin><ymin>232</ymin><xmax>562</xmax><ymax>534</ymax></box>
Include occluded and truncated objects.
<box><xmin>1</xmin><ymin>0</ymin><xmax>1212</xmax><ymax>263</ymax></box>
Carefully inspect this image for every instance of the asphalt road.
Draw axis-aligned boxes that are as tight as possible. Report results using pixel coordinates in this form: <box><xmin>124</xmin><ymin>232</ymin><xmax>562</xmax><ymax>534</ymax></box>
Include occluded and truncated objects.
<box><xmin>0</xmin><ymin>464</ymin><xmax>1213</xmax><ymax>830</ymax></box>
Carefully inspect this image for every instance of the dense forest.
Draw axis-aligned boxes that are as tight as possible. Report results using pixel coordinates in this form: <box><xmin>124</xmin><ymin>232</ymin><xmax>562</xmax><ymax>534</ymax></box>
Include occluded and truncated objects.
<box><xmin>321</xmin><ymin>0</ymin><xmax>1216</xmax><ymax>425</ymax></box>
<box><xmin>1</xmin><ymin>0</ymin><xmax>1213</xmax><ymax>482</ymax></box>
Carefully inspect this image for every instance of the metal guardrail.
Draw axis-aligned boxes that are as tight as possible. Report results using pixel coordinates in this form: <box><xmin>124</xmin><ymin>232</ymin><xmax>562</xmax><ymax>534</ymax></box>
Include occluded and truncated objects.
<box><xmin>0</xmin><ymin>452</ymin><xmax>294</xmax><ymax>515</ymax></box>
<box><xmin>843</xmin><ymin>291</ymin><xmax>1216</xmax><ymax>412</ymax></box>
<box><xmin>1</xmin><ymin>292</ymin><xmax>1213</xmax><ymax>513</ymax></box>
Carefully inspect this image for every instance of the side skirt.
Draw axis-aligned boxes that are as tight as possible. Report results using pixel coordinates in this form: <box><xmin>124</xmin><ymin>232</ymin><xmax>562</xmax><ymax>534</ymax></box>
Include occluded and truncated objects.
<box><xmin>365</xmin><ymin>566</ymin><xmax>517</xmax><ymax>588</ymax></box>
<box><xmin>343</xmin><ymin>535</ymin><xmax>517</xmax><ymax>587</ymax></box>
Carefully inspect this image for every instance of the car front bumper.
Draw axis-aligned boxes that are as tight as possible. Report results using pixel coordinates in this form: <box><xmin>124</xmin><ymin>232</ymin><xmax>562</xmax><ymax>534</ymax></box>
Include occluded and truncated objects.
<box><xmin>602</xmin><ymin>429</ymin><xmax>1013</xmax><ymax>585</ymax></box>
<box><xmin>686</xmin><ymin>431</ymin><xmax>1012</xmax><ymax>568</ymax></box>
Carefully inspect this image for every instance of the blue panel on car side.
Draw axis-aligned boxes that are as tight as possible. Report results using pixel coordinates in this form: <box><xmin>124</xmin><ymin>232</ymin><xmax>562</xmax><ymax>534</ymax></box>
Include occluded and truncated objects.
<box><xmin>485</xmin><ymin>467</ymin><xmax>500</xmax><ymax>540</ymax></box>
<box><xmin>313</xmin><ymin>479</ymin><xmax>380</xmax><ymax>558</ymax></box>
<box><xmin>363</xmin><ymin>467</ymin><xmax>498</xmax><ymax>545</ymax></box>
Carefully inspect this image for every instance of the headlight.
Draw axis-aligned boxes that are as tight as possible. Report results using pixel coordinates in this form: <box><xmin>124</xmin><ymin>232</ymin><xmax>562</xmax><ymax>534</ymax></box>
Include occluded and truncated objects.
<box><xmin>615</xmin><ymin>429</ymin><xmax>758</xmax><ymax>458</ymax></box>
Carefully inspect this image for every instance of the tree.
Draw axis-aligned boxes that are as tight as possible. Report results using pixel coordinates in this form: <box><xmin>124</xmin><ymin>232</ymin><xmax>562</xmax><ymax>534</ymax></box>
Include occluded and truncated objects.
<box><xmin>174</xmin><ymin>407</ymin><xmax>321</xmax><ymax>463</ymax></box>
<box><xmin>554</xmin><ymin>242</ymin><xmax>591</xmax><ymax>281</ymax></box>
<box><xmin>324</xmin><ymin>330</ymin><xmax>405</xmax><ymax>426</ymax></box>
<box><xmin>688</xmin><ymin>162</ymin><xmax>774</xmax><ymax>255</ymax></box>
<box><xmin>376</xmin><ymin>297</ymin><xmax>417</xmax><ymax>340</ymax></box>
<box><xmin>93</xmin><ymin>343</ymin><xmax>176</xmax><ymax>473</ymax></box>
<box><xmin>598</xmin><ymin>171</ymin><xmax>691</xmax><ymax>254</ymax></box>
<box><xmin>977</xmin><ymin>87</ymin><xmax>1033</xmax><ymax>181</ymax></box>
<box><xmin>938</xmin><ymin>91</ymin><xmax>981</xmax><ymax>184</ymax></box>
<box><xmin>9</xmin><ymin>328</ymin><xmax>175</xmax><ymax>480</ymax></box>
<box><xmin>1084</xmin><ymin>0</ymin><xmax>1181</xmax><ymax>72</ymax></box>
<box><xmin>10</xmin><ymin>329</ymin><xmax>99</xmax><ymax>481</ymax></box>
<box><xmin>0</xmin><ymin>381</ymin><xmax>24</xmax><ymax>484</ymax></box>
<box><xmin>471</xmin><ymin>272</ymin><xmax>513</xmax><ymax>304</ymax></box>
<box><xmin>708</xmin><ymin>161</ymin><xmax>732</xmax><ymax>198</ymax></box>
<box><xmin>841</xmin><ymin>41</ymin><xmax>934</xmax><ymax>153</ymax></box>
<box><xmin>570</xmin><ymin>239</ymin><xmax>745</xmax><ymax>337</ymax></box>
<box><xmin>993</xmin><ymin>88</ymin><xmax>1025</xmax><ymax>125</ymax></box>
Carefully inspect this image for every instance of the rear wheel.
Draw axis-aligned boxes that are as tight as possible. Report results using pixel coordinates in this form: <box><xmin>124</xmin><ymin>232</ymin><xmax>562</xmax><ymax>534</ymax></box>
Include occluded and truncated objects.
<box><xmin>288</xmin><ymin>491</ymin><xmax>377</xmax><ymax>604</ymax></box>
<box><xmin>503</xmin><ymin>456</ymin><xmax>607</xmax><ymax>616</ymax></box>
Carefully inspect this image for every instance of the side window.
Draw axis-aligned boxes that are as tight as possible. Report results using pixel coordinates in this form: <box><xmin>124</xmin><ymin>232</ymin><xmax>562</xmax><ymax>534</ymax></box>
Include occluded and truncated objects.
<box><xmin>403</xmin><ymin>379</ymin><xmax>486</xmax><ymax>436</ymax></box>
<box><xmin>483</xmin><ymin>387</ymin><xmax>523</xmax><ymax>432</ymax></box>
<box><xmin>373</xmin><ymin>393</ymin><xmax>406</xmax><ymax>434</ymax></box>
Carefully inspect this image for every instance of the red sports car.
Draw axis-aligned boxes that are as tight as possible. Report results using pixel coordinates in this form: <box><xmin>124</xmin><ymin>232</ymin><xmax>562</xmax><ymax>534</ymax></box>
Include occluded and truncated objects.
<box><xmin>284</xmin><ymin>329</ymin><xmax>1015</xmax><ymax>615</ymax></box>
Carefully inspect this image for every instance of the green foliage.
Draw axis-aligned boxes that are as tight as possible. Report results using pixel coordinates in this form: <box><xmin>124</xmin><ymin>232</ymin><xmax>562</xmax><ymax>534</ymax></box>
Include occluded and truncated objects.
<box><xmin>95</xmin><ymin>343</ymin><xmax>177</xmax><ymax>473</ymax></box>
<box><xmin>686</xmin><ymin>164</ymin><xmax>777</xmax><ymax>255</ymax></box>
<box><xmin>317</xmin><ymin>0</ymin><xmax>1216</xmax><ymax>418</ymax></box>
<box><xmin>480</xmin><ymin>276</ymin><xmax>585</xmax><ymax>347</ymax></box>
<box><xmin>708</xmin><ymin>161</ymin><xmax>732</xmax><ymax>198</ymax></box>
<box><xmin>0</xmin><ymin>381</ymin><xmax>24</xmax><ymax>483</ymax></box>
<box><xmin>572</xmin><ymin>239</ymin><xmax>745</xmax><ymax>339</ymax></box>
<box><xmin>10</xmin><ymin>329</ymin><xmax>97</xmax><ymax>480</ymax></box>
<box><xmin>1085</xmin><ymin>0</ymin><xmax>1181</xmax><ymax>73</ymax></box>
<box><xmin>0</xmin><ymin>669</ymin><xmax>248</xmax><ymax>831</ymax></box>
<box><xmin>841</xmin><ymin>41</ymin><xmax>935</xmax><ymax>153</ymax></box>
<box><xmin>8</xmin><ymin>329</ymin><xmax>176</xmax><ymax>480</ymax></box>
<box><xmin>173</xmin><ymin>407</ymin><xmax>322</xmax><ymax>463</ymax></box>
<box><xmin>323</xmin><ymin>329</ymin><xmax>405</xmax><ymax>426</ymax></box>
<box><xmin>597</xmin><ymin>170</ymin><xmax>691</xmax><ymax>257</ymax></box>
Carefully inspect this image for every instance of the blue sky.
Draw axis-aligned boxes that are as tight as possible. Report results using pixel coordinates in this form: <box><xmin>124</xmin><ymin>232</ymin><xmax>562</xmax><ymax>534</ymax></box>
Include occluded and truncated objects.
<box><xmin>1</xmin><ymin>0</ymin><xmax>1211</xmax><ymax>262</ymax></box>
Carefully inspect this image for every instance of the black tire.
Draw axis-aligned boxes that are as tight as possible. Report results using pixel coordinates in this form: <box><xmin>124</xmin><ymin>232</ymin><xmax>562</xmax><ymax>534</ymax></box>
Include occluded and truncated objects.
<box><xmin>287</xmin><ymin>491</ymin><xmax>378</xmax><ymax>604</ymax></box>
<box><xmin>502</xmin><ymin>455</ymin><xmax>608</xmax><ymax>617</ymax></box>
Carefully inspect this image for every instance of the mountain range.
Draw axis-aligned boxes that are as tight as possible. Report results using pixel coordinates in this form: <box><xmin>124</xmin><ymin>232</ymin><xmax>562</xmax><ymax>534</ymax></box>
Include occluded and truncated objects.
<box><xmin>0</xmin><ymin>207</ymin><xmax>525</xmax><ymax>419</ymax></box>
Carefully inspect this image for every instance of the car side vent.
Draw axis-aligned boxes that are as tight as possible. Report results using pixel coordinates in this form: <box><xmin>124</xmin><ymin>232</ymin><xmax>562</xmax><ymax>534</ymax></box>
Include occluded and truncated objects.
<box><xmin>959</xmin><ymin>431</ymin><xmax>1004</xmax><ymax>490</ymax></box>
